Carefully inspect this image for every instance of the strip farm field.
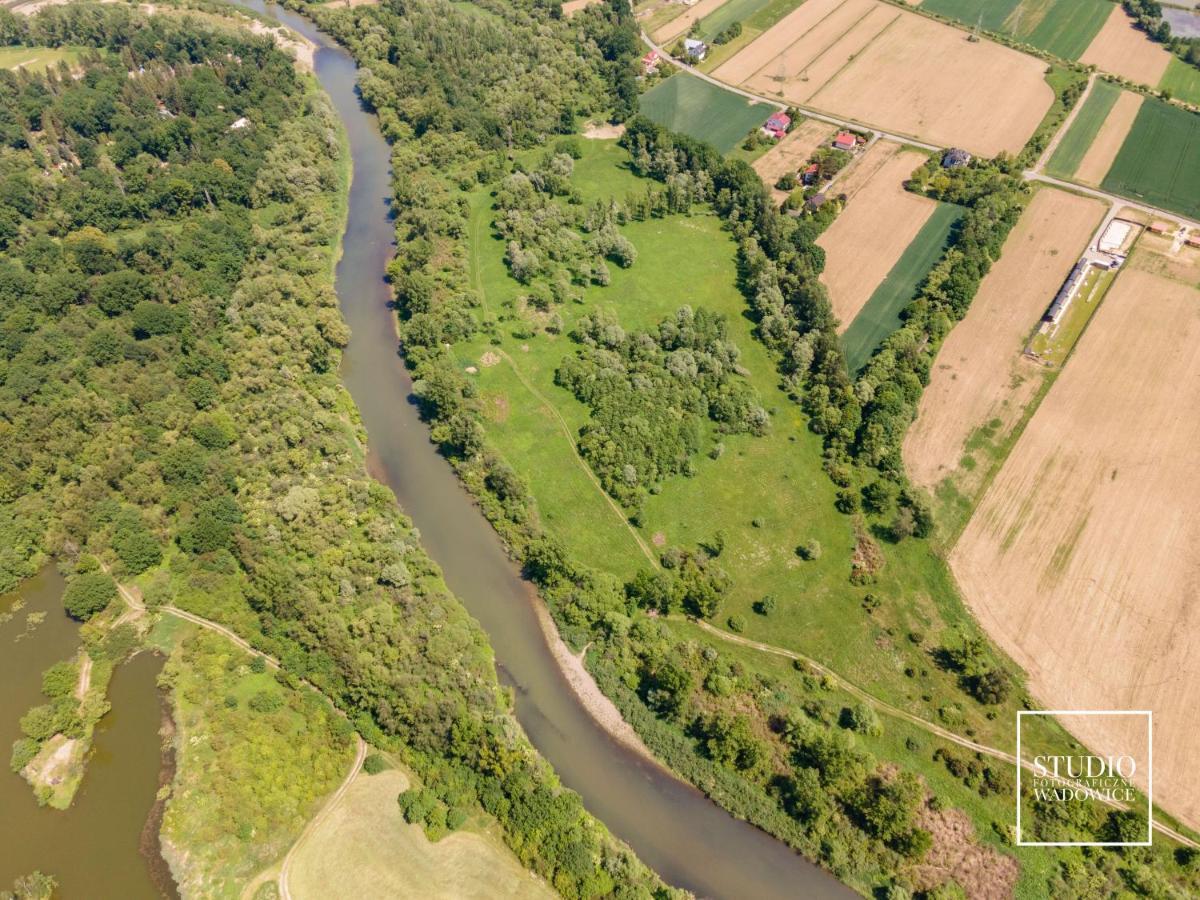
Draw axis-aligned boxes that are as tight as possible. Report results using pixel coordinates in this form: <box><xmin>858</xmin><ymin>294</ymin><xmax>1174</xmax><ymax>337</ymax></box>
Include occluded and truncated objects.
<box><xmin>951</xmin><ymin>237</ymin><xmax>1200</xmax><ymax>832</ymax></box>
<box><xmin>816</xmin><ymin>143</ymin><xmax>937</xmax><ymax>330</ymax></box>
<box><xmin>638</xmin><ymin>73</ymin><xmax>774</xmax><ymax>154</ymax></box>
<box><xmin>904</xmin><ymin>188</ymin><xmax>1107</xmax><ymax>499</ymax></box>
<box><xmin>917</xmin><ymin>0</ymin><xmax>1111</xmax><ymax>59</ymax></box>
<box><xmin>1080</xmin><ymin>6</ymin><xmax>1173</xmax><ymax>88</ymax></box>
<box><xmin>1101</xmin><ymin>97</ymin><xmax>1200</xmax><ymax>220</ymax></box>
<box><xmin>712</xmin><ymin>0</ymin><xmax>1053</xmax><ymax>155</ymax></box>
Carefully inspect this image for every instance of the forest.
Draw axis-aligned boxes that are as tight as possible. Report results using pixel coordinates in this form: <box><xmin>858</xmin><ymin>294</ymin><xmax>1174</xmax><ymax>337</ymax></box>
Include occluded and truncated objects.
<box><xmin>0</xmin><ymin>5</ymin><xmax>667</xmax><ymax>897</ymax></box>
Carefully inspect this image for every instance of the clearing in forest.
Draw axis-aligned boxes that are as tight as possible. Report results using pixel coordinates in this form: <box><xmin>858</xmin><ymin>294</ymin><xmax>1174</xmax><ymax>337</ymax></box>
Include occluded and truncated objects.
<box><xmin>951</xmin><ymin>238</ymin><xmax>1200</xmax><ymax>833</ymax></box>
<box><xmin>904</xmin><ymin>188</ymin><xmax>1106</xmax><ymax>495</ymax></box>
<box><xmin>752</xmin><ymin>118</ymin><xmax>836</xmax><ymax>203</ymax></box>
<box><xmin>288</xmin><ymin>768</ymin><xmax>554</xmax><ymax>899</ymax></box>
<box><xmin>1080</xmin><ymin>6</ymin><xmax>1172</xmax><ymax>88</ymax></box>
<box><xmin>713</xmin><ymin>0</ymin><xmax>1053</xmax><ymax>155</ymax></box>
<box><xmin>815</xmin><ymin>145</ymin><xmax>936</xmax><ymax>331</ymax></box>
<box><xmin>638</xmin><ymin>73</ymin><xmax>775</xmax><ymax>154</ymax></box>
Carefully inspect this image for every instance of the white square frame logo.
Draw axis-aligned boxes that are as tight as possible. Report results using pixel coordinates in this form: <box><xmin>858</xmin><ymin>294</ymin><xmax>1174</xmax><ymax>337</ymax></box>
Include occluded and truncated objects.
<box><xmin>1016</xmin><ymin>709</ymin><xmax>1153</xmax><ymax>847</ymax></box>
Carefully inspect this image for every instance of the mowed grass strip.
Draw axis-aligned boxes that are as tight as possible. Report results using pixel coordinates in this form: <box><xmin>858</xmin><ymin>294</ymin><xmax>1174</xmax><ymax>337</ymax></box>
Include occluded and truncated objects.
<box><xmin>1045</xmin><ymin>78</ymin><xmax>1121</xmax><ymax>179</ymax></box>
<box><xmin>1102</xmin><ymin>96</ymin><xmax>1200</xmax><ymax>219</ymax></box>
<box><xmin>638</xmin><ymin>73</ymin><xmax>775</xmax><ymax>154</ymax></box>
<box><xmin>842</xmin><ymin>202</ymin><xmax>963</xmax><ymax>372</ymax></box>
<box><xmin>1160</xmin><ymin>57</ymin><xmax>1200</xmax><ymax>106</ymax></box>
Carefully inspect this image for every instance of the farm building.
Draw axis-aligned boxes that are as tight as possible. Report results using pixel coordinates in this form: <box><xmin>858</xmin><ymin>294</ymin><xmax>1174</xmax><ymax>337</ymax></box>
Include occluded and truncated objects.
<box><xmin>1097</xmin><ymin>219</ymin><xmax>1134</xmax><ymax>253</ymax></box>
<box><xmin>1187</xmin><ymin>235</ymin><xmax>1200</xmax><ymax>249</ymax></box>
<box><xmin>684</xmin><ymin>39</ymin><xmax>708</xmax><ymax>61</ymax></box>
<box><xmin>833</xmin><ymin>132</ymin><xmax>857</xmax><ymax>151</ymax></box>
<box><xmin>942</xmin><ymin>148</ymin><xmax>971</xmax><ymax>168</ymax></box>
<box><xmin>1044</xmin><ymin>260</ymin><xmax>1090</xmax><ymax>325</ymax></box>
<box><xmin>1149</xmin><ymin>221</ymin><xmax>1172</xmax><ymax>234</ymax></box>
<box><xmin>762</xmin><ymin>112</ymin><xmax>791</xmax><ymax>139</ymax></box>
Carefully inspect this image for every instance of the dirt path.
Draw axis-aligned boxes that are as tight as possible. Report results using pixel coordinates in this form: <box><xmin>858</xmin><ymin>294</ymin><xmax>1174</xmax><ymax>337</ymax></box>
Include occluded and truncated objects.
<box><xmin>693</xmin><ymin>619</ymin><xmax>1199</xmax><ymax>849</ymax></box>
<box><xmin>74</xmin><ymin>653</ymin><xmax>92</xmax><ymax>701</ymax></box>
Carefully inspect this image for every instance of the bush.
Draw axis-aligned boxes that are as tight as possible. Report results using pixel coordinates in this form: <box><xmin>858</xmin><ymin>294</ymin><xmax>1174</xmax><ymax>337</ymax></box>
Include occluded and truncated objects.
<box><xmin>796</xmin><ymin>540</ymin><xmax>822</xmax><ymax>561</ymax></box>
<box><xmin>250</xmin><ymin>655</ymin><xmax>268</xmax><ymax>674</ymax></box>
<box><xmin>363</xmin><ymin>753</ymin><xmax>389</xmax><ymax>775</ymax></box>
<box><xmin>727</xmin><ymin>615</ymin><xmax>746</xmax><ymax>633</ymax></box>
<box><xmin>753</xmin><ymin>595</ymin><xmax>776</xmax><ymax>616</ymax></box>
<box><xmin>63</xmin><ymin>573</ymin><xmax>117</xmax><ymax>621</ymax></box>
<box><xmin>248</xmin><ymin>691</ymin><xmax>284</xmax><ymax>714</ymax></box>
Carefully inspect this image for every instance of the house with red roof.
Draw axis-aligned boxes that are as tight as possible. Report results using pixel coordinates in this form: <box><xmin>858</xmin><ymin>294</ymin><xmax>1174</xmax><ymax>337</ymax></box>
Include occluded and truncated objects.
<box><xmin>833</xmin><ymin>132</ymin><xmax>857</xmax><ymax>152</ymax></box>
<box><xmin>642</xmin><ymin>50</ymin><xmax>659</xmax><ymax>73</ymax></box>
<box><xmin>762</xmin><ymin>112</ymin><xmax>791</xmax><ymax>139</ymax></box>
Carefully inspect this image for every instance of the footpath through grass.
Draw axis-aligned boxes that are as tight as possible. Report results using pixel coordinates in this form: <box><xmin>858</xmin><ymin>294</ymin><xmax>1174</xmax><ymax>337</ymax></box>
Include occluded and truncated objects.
<box><xmin>638</xmin><ymin>73</ymin><xmax>775</xmax><ymax>154</ymax></box>
<box><xmin>1102</xmin><ymin>95</ymin><xmax>1200</xmax><ymax>220</ymax></box>
<box><xmin>1044</xmin><ymin>78</ymin><xmax>1121</xmax><ymax>179</ymax></box>
<box><xmin>842</xmin><ymin>202</ymin><xmax>963</xmax><ymax>373</ymax></box>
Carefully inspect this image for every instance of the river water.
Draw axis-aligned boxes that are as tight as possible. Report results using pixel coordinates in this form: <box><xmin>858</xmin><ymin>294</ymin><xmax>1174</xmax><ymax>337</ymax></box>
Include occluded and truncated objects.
<box><xmin>0</xmin><ymin>569</ymin><xmax>172</xmax><ymax>898</ymax></box>
<box><xmin>238</xmin><ymin>4</ymin><xmax>854</xmax><ymax>897</ymax></box>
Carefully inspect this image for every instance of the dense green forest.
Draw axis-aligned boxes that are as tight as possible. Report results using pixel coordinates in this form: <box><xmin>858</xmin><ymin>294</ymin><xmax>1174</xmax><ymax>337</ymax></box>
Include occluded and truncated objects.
<box><xmin>0</xmin><ymin>5</ymin><xmax>668</xmax><ymax>897</ymax></box>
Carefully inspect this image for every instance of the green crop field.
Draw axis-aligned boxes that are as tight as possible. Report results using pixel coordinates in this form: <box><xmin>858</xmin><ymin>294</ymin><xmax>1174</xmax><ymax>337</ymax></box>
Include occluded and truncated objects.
<box><xmin>638</xmin><ymin>73</ymin><xmax>774</xmax><ymax>154</ymax></box>
<box><xmin>919</xmin><ymin>0</ymin><xmax>1109</xmax><ymax>59</ymax></box>
<box><xmin>1102</xmin><ymin>96</ymin><xmax>1200</xmax><ymax>219</ymax></box>
<box><xmin>1044</xmin><ymin>79</ymin><xmax>1122</xmax><ymax>179</ymax></box>
<box><xmin>1160</xmin><ymin>57</ymin><xmax>1200</xmax><ymax>106</ymax></box>
<box><xmin>842</xmin><ymin>202</ymin><xmax>963</xmax><ymax>373</ymax></box>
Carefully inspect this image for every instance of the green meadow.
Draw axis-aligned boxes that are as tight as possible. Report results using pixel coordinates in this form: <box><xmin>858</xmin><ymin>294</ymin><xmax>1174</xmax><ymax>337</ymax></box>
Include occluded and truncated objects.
<box><xmin>459</xmin><ymin>139</ymin><xmax>1057</xmax><ymax>756</ymax></box>
<box><xmin>638</xmin><ymin>73</ymin><xmax>774</xmax><ymax>154</ymax></box>
<box><xmin>0</xmin><ymin>45</ymin><xmax>88</xmax><ymax>73</ymax></box>
<box><xmin>841</xmin><ymin>202</ymin><xmax>963</xmax><ymax>373</ymax></box>
<box><xmin>1160</xmin><ymin>56</ymin><xmax>1200</xmax><ymax>106</ymax></box>
<box><xmin>1102</xmin><ymin>96</ymin><xmax>1200</xmax><ymax>219</ymax></box>
<box><xmin>1044</xmin><ymin>78</ymin><xmax>1121</xmax><ymax>179</ymax></box>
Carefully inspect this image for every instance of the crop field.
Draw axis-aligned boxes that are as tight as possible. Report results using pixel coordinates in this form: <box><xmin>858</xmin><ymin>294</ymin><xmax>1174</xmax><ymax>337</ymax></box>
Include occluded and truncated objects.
<box><xmin>904</xmin><ymin>189</ymin><xmax>1106</xmax><ymax>496</ymax></box>
<box><xmin>652</xmin><ymin>0</ymin><xmax>730</xmax><ymax>44</ymax></box>
<box><xmin>951</xmin><ymin>240</ymin><xmax>1200</xmax><ymax>833</ymax></box>
<box><xmin>1073</xmin><ymin>90</ymin><xmax>1143</xmax><ymax>186</ymax></box>
<box><xmin>1044</xmin><ymin>79</ymin><xmax>1121</xmax><ymax>179</ymax></box>
<box><xmin>1101</xmin><ymin>97</ymin><xmax>1200</xmax><ymax>220</ymax></box>
<box><xmin>1160</xmin><ymin>57</ymin><xmax>1200</xmax><ymax>106</ymax></box>
<box><xmin>918</xmin><ymin>0</ymin><xmax>1110</xmax><ymax>60</ymax></box>
<box><xmin>289</xmin><ymin>769</ymin><xmax>554</xmax><ymax>899</ymax></box>
<box><xmin>815</xmin><ymin>144</ymin><xmax>937</xmax><ymax>331</ymax></box>
<box><xmin>1080</xmin><ymin>6</ymin><xmax>1173</xmax><ymax>87</ymax></box>
<box><xmin>638</xmin><ymin>73</ymin><xmax>775</xmax><ymax>154</ymax></box>
<box><xmin>713</xmin><ymin>0</ymin><xmax>1053</xmax><ymax>155</ymax></box>
<box><xmin>751</xmin><ymin>118</ymin><xmax>836</xmax><ymax>202</ymax></box>
<box><xmin>841</xmin><ymin>201</ymin><xmax>962</xmax><ymax>372</ymax></box>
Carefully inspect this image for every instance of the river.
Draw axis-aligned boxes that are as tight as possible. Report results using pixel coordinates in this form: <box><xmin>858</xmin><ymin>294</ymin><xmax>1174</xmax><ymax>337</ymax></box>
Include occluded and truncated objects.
<box><xmin>237</xmin><ymin>3</ymin><xmax>854</xmax><ymax>897</ymax></box>
<box><xmin>0</xmin><ymin>569</ymin><xmax>173</xmax><ymax>898</ymax></box>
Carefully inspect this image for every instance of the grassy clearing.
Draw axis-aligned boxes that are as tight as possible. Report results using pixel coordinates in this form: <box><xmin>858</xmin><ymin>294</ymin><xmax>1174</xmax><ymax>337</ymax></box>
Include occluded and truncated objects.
<box><xmin>638</xmin><ymin>73</ymin><xmax>774</xmax><ymax>154</ymax></box>
<box><xmin>1044</xmin><ymin>78</ymin><xmax>1121</xmax><ymax>179</ymax></box>
<box><xmin>462</xmin><ymin>139</ymin><xmax>1056</xmax><ymax>764</ymax></box>
<box><xmin>1160</xmin><ymin>56</ymin><xmax>1200</xmax><ymax>106</ymax></box>
<box><xmin>841</xmin><ymin>202</ymin><xmax>963</xmax><ymax>373</ymax></box>
<box><xmin>1027</xmin><ymin>264</ymin><xmax>1117</xmax><ymax>366</ymax></box>
<box><xmin>0</xmin><ymin>45</ymin><xmax>87</xmax><ymax>73</ymax></box>
<box><xmin>1102</xmin><ymin>95</ymin><xmax>1200</xmax><ymax>219</ymax></box>
<box><xmin>288</xmin><ymin>767</ymin><xmax>555</xmax><ymax>899</ymax></box>
<box><xmin>917</xmin><ymin>0</ymin><xmax>1108</xmax><ymax>59</ymax></box>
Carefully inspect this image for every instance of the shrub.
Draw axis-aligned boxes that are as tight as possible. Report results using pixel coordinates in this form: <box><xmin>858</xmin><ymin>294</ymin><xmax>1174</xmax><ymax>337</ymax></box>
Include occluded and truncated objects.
<box><xmin>727</xmin><ymin>615</ymin><xmax>746</xmax><ymax>633</ymax></box>
<box><xmin>248</xmin><ymin>691</ymin><xmax>284</xmax><ymax>714</ymax></box>
<box><xmin>363</xmin><ymin>753</ymin><xmax>389</xmax><ymax>775</ymax></box>
<box><xmin>63</xmin><ymin>573</ymin><xmax>117</xmax><ymax>621</ymax></box>
<box><xmin>796</xmin><ymin>540</ymin><xmax>822</xmax><ymax>561</ymax></box>
<box><xmin>753</xmin><ymin>595</ymin><xmax>776</xmax><ymax>616</ymax></box>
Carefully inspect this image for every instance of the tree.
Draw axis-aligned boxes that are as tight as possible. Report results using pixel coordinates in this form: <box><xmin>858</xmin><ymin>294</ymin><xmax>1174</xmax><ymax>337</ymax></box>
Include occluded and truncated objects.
<box><xmin>63</xmin><ymin>572</ymin><xmax>117</xmax><ymax>621</ymax></box>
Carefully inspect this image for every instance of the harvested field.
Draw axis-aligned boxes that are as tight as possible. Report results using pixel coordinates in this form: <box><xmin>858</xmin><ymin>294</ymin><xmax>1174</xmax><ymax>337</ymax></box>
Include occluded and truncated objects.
<box><xmin>752</xmin><ymin>119</ymin><xmax>836</xmax><ymax>203</ymax></box>
<box><xmin>904</xmin><ymin>189</ymin><xmax>1106</xmax><ymax>491</ymax></box>
<box><xmin>951</xmin><ymin>251</ymin><xmax>1200</xmax><ymax>832</ymax></box>
<box><xmin>826</xmin><ymin>137</ymin><xmax>898</xmax><ymax>200</ymax></box>
<box><xmin>815</xmin><ymin>145</ymin><xmax>935</xmax><ymax>329</ymax></box>
<box><xmin>653</xmin><ymin>0</ymin><xmax>730</xmax><ymax>42</ymax></box>
<box><xmin>1044</xmin><ymin>78</ymin><xmax>1121</xmax><ymax>180</ymax></box>
<box><xmin>1074</xmin><ymin>90</ymin><xmax>1143</xmax><ymax>185</ymax></box>
<box><xmin>715</xmin><ymin>0</ymin><xmax>1053</xmax><ymax>155</ymax></box>
<box><xmin>1080</xmin><ymin>6</ymin><xmax>1172</xmax><ymax>87</ymax></box>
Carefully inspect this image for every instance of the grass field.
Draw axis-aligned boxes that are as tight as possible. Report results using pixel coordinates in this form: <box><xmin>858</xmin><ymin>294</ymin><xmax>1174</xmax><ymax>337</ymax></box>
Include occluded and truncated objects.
<box><xmin>918</xmin><ymin>0</ymin><xmax>1111</xmax><ymax>60</ymax></box>
<box><xmin>0</xmin><ymin>45</ymin><xmax>86</xmax><ymax>72</ymax></box>
<box><xmin>1101</xmin><ymin>96</ymin><xmax>1200</xmax><ymax>220</ymax></box>
<box><xmin>842</xmin><ymin>202</ymin><xmax>963</xmax><ymax>372</ymax></box>
<box><xmin>1160</xmin><ymin>56</ymin><xmax>1200</xmax><ymax>106</ymax></box>
<box><xmin>289</xmin><ymin>768</ymin><xmax>554</xmax><ymax>899</ymax></box>
<box><xmin>1044</xmin><ymin>78</ymin><xmax>1121</xmax><ymax>179</ymax></box>
<box><xmin>637</xmin><ymin>73</ymin><xmax>774</xmax><ymax>154</ymax></box>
